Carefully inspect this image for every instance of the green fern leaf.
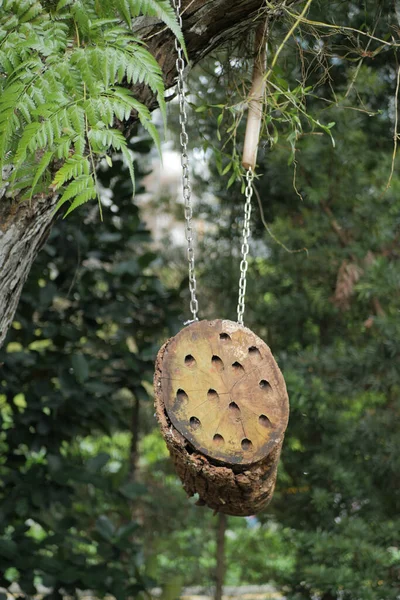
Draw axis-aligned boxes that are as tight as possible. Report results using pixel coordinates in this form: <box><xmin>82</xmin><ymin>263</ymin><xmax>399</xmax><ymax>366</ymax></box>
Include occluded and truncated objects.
<box><xmin>115</xmin><ymin>0</ymin><xmax>185</xmax><ymax>55</ymax></box>
<box><xmin>55</xmin><ymin>136</ymin><xmax>73</xmax><ymax>159</ymax></box>
<box><xmin>0</xmin><ymin>82</ymin><xmax>23</xmax><ymax>171</ymax></box>
<box><xmin>64</xmin><ymin>185</ymin><xmax>97</xmax><ymax>216</ymax></box>
<box><xmin>111</xmin><ymin>88</ymin><xmax>161</xmax><ymax>156</ymax></box>
<box><xmin>29</xmin><ymin>150</ymin><xmax>53</xmax><ymax>199</ymax></box>
<box><xmin>84</xmin><ymin>98</ymin><xmax>102</xmax><ymax>128</ymax></box>
<box><xmin>114</xmin><ymin>0</ymin><xmax>131</xmax><ymax>26</ymax></box>
<box><xmin>97</xmin><ymin>96</ymin><xmax>114</xmax><ymax>127</ymax></box>
<box><xmin>52</xmin><ymin>155</ymin><xmax>90</xmax><ymax>189</ymax></box>
<box><xmin>70</xmin><ymin>48</ymin><xmax>100</xmax><ymax>95</ymax></box>
<box><xmin>67</xmin><ymin>105</ymin><xmax>85</xmax><ymax>136</ymax></box>
<box><xmin>56</xmin><ymin>0</ymin><xmax>73</xmax><ymax>11</ymax></box>
<box><xmin>19</xmin><ymin>2</ymin><xmax>43</xmax><ymax>22</ymax></box>
<box><xmin>13</xmin><ymin>122</ymin><xmax>40</xmax><ymax>167</ymax></box>
<box><xmin>120</xmin><ymin>144</ymin><xmax>135</xmax><ymax>195</ymax></box>
<box><xmin>70</xmin><ymin>1</ymin><xmax>91</xmax><ymax>38</ymax></box>
<box><xmin>74</xmin><ymin>135</ymin><xmax>86</xmax><ymax>156</ymax></box>
<box><xmin>139</xmin><ymin>117</ymin><xmax>161</xmax><ymax>157</ymax></box>
<box><xmin>0</xmin><ymin>0</ymin><xmax>177</xmax><ymax>214</ymax></box>
<box><xmin>54</xmin><ymin>174</ymin><xmax>93</xmax><ymax>212</ymax></box>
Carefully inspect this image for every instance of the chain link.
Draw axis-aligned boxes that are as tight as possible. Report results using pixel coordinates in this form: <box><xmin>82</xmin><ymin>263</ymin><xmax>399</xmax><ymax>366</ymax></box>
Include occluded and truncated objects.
<box><xmin>237</xmin><ymin>168</ymin><xmax>254</xmax><ymax>326</ymax></box>
<box><xmin>172</xmin><ymin>0</ymin><xmax>199</xmax><ymax>321</ymax></box>
<box><xmin>173</xmin><ymin>0</ymin><xmax>254</xmax><ymax>326</ymax></box>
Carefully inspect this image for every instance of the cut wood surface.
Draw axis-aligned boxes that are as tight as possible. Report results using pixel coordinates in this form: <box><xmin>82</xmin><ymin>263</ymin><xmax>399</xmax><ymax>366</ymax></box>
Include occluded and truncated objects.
<box><xmin>154</xmin><ymin>319</ymin><xmax>289</xmax><ymax>515</ymax></box>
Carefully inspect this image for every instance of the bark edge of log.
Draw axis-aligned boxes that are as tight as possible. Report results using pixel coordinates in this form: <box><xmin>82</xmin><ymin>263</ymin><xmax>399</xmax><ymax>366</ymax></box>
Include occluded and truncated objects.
<box><xmin>154</xmin><ymin>320</ymin><xmax>289</xmax><ymax>516</ymax></box>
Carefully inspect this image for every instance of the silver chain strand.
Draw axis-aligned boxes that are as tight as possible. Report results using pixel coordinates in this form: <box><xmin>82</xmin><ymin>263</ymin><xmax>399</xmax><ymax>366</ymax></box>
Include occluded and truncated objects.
<box><xmin>237</xmin><ymin>168</ymin><xmax>254</xmax><ymax>325</ymax></box>
<box><xmin>173</xmin><ymin>0</ymin><xmax>254</xmax><ymax>326</ymax></box>
<box><xmin>172</xmin><ymin>0</ymin><xmax>199</xmax><ymax>322</ymax></box>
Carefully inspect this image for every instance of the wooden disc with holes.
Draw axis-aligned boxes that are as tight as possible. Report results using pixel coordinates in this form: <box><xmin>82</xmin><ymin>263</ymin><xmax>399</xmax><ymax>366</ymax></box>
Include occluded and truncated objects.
<box><xmin>154</xmin><ymin>319</ymin><xmax>289</xmax><ymax>516</ymax></box>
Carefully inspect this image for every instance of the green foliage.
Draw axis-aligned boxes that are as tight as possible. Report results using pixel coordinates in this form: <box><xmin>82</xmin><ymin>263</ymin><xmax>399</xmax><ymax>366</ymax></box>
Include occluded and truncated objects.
<box><xmin>194</xmin><ymin>75</ymin><xmax>335</xmax><ymax>184</ymax></box>
<box><xmin>0</xmin><ymin>138</ymin><xmax>180</xmax><ymax>598</ymax></box>
<box><xmin>1</xmin><ymin>2</ymin><xmax>400</xmax><ymax>599</ymax></box>
<box><xmin>191</xmin><ymin>1</ymin><xmax>398</xmax><ymax>183</ymax></box>
<box><xmin>158</xmin><ymin>2</ymin><xmax>400</xmax><ymax>597</ymax></box>
<box><xmin>0</xmin><ymin>0</ymin><xmax>182</xmax><ymax>213</ymax></box>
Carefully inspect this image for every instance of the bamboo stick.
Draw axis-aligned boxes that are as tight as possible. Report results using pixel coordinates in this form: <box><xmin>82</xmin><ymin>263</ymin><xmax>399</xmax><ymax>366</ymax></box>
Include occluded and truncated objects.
<box><xmin>242</xmin><ymin>21</ymin><xmax>268</xmax><ymax>170</ymax></box>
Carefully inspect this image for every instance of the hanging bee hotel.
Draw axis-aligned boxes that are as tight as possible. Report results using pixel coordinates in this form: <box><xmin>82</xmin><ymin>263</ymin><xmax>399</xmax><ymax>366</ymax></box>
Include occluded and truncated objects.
<box><xmin>154</xmin><ymin>7</ymin><xmax>289</xmax><ymax>516</ymax></box>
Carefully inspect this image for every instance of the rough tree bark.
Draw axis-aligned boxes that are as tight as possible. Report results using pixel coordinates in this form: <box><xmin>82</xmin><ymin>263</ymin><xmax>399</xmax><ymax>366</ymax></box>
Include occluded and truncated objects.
<box><xmin>0</xmin><ymin>0</ymin><xmax>294</xmax><ymax>348</ymax></box>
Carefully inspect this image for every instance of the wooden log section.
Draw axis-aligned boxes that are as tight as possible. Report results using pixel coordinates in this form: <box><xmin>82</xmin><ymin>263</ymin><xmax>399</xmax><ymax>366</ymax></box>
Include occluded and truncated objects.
<box><xmin>154</xmin><ymin>319</ymin><xmax>289</xmax><ymax>516</ymax></box>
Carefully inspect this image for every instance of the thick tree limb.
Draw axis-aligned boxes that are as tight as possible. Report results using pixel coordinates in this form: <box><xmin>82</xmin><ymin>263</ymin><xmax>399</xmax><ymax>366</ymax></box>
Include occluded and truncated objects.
<box><xmin>0</xmin><ymin>193</ymin><xmax>57</xmax><ymax>345</ymax></box>
<box><xmin>0</xmin><ymin>0</ymin><xmax>293</xmax><ymax>348</ymax></box>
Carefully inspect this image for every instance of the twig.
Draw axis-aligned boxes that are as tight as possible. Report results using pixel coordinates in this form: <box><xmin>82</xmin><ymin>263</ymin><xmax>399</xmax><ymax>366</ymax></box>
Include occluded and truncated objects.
<box><xmin>345</xmin><ymin>5</ymin><xmax>382</xmax><ymax>98</ymax></box>
<box><xmin>283</xmin><ymin>10</ymin><xmax>400</xmax><ymax>48</ymax></box>
<box><xmin>382</xmin><ymin>61</ymin><xmax>400</xmax><ymax>194</ymax></box>
<box><xmin>253</xmin><ymin>184</ymin><xmax>308</xmax><ymax>255</ymax></box>
<box><xmin>264</xmin><ymin>0</ymin><xmax>314</xmax><ymax>84</ymax></box>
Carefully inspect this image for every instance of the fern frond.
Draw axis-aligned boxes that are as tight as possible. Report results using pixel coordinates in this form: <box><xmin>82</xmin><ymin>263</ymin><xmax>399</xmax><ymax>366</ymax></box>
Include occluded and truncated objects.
<box><xmin>114</xmin><ymin>0</ymin><xmax>185</xmax><ymax>55</ymax></box>
<box><xmin>0</xmin><ymin>82</ymin><xmax>24</xmax><ymax>173</ymax></box>
<box><xmin>0</xmin><ymin>0</ymin><xmax>176</xmax><ymax>214</ymax></box>
<box><xmin>29</xmin><ymin>150</ymin><xmax>53</xmax><ymax>199</ymax></box>
<box><xmin>52</xmin><ymin>155</ymin><xmax>90</xmax><ymax>189</ymax></box>
<box><xmin>18</xmin><ymin>1</ymin><xmax>43</xmax><ymax>23</ymax></box>
<box><xmin>120</xmin><ymin>144</ymin><xmax>135</xmax><ymax>194</ymax></box>
<box><xmin>111</xmin><ymin>87</ymin><xmax>161</xmax><ymax>156</ymax></box>
<box><xmin>64</xmin><ymin>185</ymin><xmax>97</xmax><ymax>216</ymax></box>
<box><xmin>97</xmin><ymin>96</ymin><xmax>114</xmax><ymax>127</ymax></box>
<box><xmin>67</xmin><ymin>105</ymin><xmax>85</xmax><ymax>137</ymax></box>
<box><xmin>88</xmin><ymin>127</ymin><xmax>126</xmax><ymax>151</ymax></box>
<box><xmin>55</xmin><ymin>136</ymin><xmax>73</xmax><ymax>159</ymax></box>
<box><xmin>56</xmin><ymin>0</ymin><xmax>73</xmax><ymax>11</ymax></box>
<box><xmin>70</xmin><ymin>48</ymin><xmax>101</xmax><ymax>95</ymax></box>
<box><xmin>13</xmin><ymin>122</ymin><xmax>41</xmax><ymax>166</ymax></box>
<box><xmin>69</xmin><ymin>1</ymin><xmax>91</xmax><ymax>38</ymax></box>
<box><xmin>54</xmin><ymin>174</ymin><xmax>94</xmax><ymax>211</ymax></box>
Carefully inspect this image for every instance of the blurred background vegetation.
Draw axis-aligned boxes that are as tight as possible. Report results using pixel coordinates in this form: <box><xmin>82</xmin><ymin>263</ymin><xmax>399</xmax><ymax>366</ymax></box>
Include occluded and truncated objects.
<box><xmin>0</xmin><ymin>1</ymin><xmax>399</xmax><ymax>599</ymax></box>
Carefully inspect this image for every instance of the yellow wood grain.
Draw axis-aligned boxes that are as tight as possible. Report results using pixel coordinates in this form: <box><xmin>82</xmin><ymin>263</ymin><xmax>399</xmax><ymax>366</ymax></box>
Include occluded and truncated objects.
<box><xmin>160</xmin><ymin>319</ymin><xmax>289</xmax><ymax>465</ymax></box>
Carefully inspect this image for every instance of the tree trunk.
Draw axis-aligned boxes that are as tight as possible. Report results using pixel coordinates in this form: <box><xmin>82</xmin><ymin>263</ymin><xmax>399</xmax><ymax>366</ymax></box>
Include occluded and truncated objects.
<box><xmin>0</xmin><ymin>0</ymin><xmax>295</xmax><ymax>349</ymax></box>
<box><xmin>0</xmin><ymin>192</ymin><xmax>57</xmax><ymax>346</ymax></box>
<box><xmin>215</xmin><ymin>513</ymin><xmax>227</xmax><ymax>600</ymax></box>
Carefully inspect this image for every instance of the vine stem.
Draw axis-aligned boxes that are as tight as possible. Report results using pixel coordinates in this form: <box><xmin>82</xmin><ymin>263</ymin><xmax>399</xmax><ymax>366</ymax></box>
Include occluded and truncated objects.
<box><xmin>264</xmin><ymin>0</ymin><xmax>314</xmax><ymax>83</ymax></box>
<box><xmin>283</xmin><ymin>8</ymin><xmax>400</xmax><ymax>49</ymax></box>
<box><xmin>382</xmin><ymin>61</ymin><xmax>400</xmax><ymax>196</ymax></box>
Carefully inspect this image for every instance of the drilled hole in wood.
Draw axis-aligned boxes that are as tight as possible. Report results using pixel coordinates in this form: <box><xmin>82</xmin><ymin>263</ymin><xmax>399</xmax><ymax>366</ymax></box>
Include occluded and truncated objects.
<box><xmin>259</xmin><ymin>379</ymin><xmax>271</xmax><ymax>390</ymax></box>
<box><xmin>228</xmin><ymin>401</ymin><xmax>241</xmax><ymax>417</ymax></box>
<box><xmin>207</xmin><ymin>389</ymin><xmax>219</xmax><ymax>401</ymax></box>
<box><xmin>232</xmin><ymin>361</ymin><xmax>244</xmax><ymax>374</ymax></box>
<box><xmin>185</xmin><ymin>354</ymin><xmax>196</xmax><ymax>367</ymax></box>
<box><xmin>259</xmin><ymin>414</ymin><xmax>271</xmax><ymax>428</ymax></box>
<box><xmin>211</xmin><ymin>355</ymin><xmax>224</xmax><ymax>371</ymax></box>
<box><xmin>213</xmin><ymin>433</ymin><xmax>224</xmax><ymax>446</ymax></box>
<box><xmin>219</xmin><ymin>332</ymin><xmax>231</xmax><ymax>342</ymax></box>
<box><xmin>189</xmin><ymin>416</ymin><xmax>201</xmax><ymax>430</ymax></box>
<box><xmin>176</xmin><ymin>389</ymin><xmax>188</xmax><ymax>403</ymax></box>
<box><xmin>248</xmin><ymin>346</ymin><xmax>262</xmax><ymax>362</ymax></box>
<box><xmin>241</xmin><ymin>438</ymin><xmax>253</xmax><ymax>451</ymax></box>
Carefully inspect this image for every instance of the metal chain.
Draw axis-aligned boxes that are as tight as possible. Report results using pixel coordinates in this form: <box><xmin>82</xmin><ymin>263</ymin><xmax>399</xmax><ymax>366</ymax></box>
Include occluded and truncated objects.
<box><xmin>172</xmin><ymin>0</ymin><xmax>199</xmax><ymax>322</ymax></box>
<box><xmin>173</xmin><ymin>0</ymin><xmax>255</xmax><ymax>326</ymax></box>
<box><xmin>237</xmin><ymin>168</ymin><xmax>254</xmax><ymax>325</ymax></box>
